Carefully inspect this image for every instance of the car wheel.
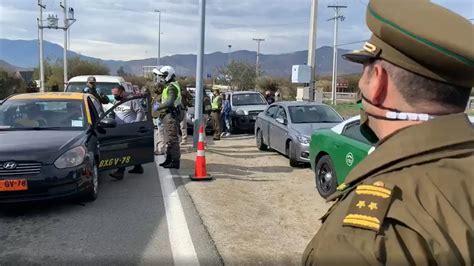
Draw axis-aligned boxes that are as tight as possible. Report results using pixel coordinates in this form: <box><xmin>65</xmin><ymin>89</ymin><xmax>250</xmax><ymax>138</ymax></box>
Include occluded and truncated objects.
<box><xmin>315</xmin><ymin>155</ymin><xmax>338</xmax><ymax>198</ymax></box>
<box><xmin>288</xmin><ymin>141</ymin><xmax>299</xmax><ymax>167</ymax></box>
<box><xmin>83</xmin><ymin>159</ymin><xmax>99</xmax><ymax>202</ymax></box>
<box><xmin>256</xmin><ymin>129</ymin><xmax>267</xmax><ymax>151</ymax></box>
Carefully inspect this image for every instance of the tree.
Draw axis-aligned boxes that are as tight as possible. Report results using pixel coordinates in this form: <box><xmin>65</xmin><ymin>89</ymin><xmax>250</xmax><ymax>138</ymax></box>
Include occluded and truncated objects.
<box><xmin>216</xmin><ymin>62</ymin><xmax>257</xmax><ymax>90</ymax></box>
<box><xmin>0</xmin><ymin>68</ymin><xmax>25</xmax><ymax>99</ymax></box>
<box><xmin>117</xmin><ymin>66</ymin><xmax>128</xmax><ymax>77</ymax></box>
<box><xmin>257</xmin><ymin>77</ymin><xmax>297</xmax><ymax>100</ymax></box>
<box><xmin>33</xmin><ymin>57</ymin><xmax>110</xmax><ymax>91</ymax></box>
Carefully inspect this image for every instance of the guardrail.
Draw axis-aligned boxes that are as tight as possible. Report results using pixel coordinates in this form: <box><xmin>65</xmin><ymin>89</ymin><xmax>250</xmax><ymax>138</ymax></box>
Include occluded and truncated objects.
<box><xmin>322</xmin><ymin>92</ymin><xmax>357</xmax><ymax>100</ymax></box>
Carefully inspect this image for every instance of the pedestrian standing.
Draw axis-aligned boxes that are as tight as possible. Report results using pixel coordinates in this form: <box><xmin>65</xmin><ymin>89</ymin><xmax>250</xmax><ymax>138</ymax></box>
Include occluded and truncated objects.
<box><xmin>202</xmin><ymin>89</ymin><xmax>212</xmax><ymax>130</ymax></box>
<box><xmin>83</xmin><ymin>76</ymin><xmax>110</xmax><ymax>104</ymax></box>
<box><xmin>222</xmin><ymin>93</ymin><xmax>232</xmax><ymax>137</ymax></box>
<box><xmin>152</xmin><ymin>82</ymin><xmax>166</xmax><ymax>155</ymax></box>
<box><xmin>265</xmin><ymin>90</ymin><xmax>275</xmax><ymax>104</ymax></box>
<box><xmin>179</xmin><ymin>87</ymin><xmax>193</xmax><ymax>145</ymax></box>
<box><xmin>109</xmin><ymin>85</ymin><xmax>146</xmax><ymax>180</ymax></box>
<box><xmin>303</xmin><ymin>1</ymin><xmax>474</xmax><ymax>265</ymax></box>
<box><xmin>153</xmin><ymin>66</ymin><xmax>182</xmax><ymax>169</ymax></box>
<box><xmin>211</xmin><ymin>88</ymin><xmax>223</xmax><ymax>140</ymax></box>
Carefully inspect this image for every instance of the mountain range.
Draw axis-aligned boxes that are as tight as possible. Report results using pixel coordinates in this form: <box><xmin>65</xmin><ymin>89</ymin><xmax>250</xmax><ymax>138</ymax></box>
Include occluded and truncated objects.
<box><xmin>0</xmin><ymin>39</ymin><xmax>361</xmax><ymax>78</ymax></box>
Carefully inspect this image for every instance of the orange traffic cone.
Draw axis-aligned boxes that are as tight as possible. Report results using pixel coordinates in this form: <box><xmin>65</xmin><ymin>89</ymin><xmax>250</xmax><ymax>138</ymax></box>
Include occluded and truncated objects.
<box><xmin>190</xmin><ymin>124</ymin><xmax>212</xmax><ymax>181</ymax></box>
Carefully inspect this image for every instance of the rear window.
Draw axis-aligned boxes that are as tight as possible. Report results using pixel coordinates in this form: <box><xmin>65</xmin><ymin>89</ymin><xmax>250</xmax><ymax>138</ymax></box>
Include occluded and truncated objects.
<box><xmin>66</xmin><ymin>82</ymin><xmax>120</xmax><ymax>96</ymax></box>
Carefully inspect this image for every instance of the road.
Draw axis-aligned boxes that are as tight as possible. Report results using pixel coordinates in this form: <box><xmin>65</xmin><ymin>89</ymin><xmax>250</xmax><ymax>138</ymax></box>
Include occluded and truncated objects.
<box><xmin>0</xmin><ymin>157</ymin><xmax>222</xmax><ymax>265</ymax></box>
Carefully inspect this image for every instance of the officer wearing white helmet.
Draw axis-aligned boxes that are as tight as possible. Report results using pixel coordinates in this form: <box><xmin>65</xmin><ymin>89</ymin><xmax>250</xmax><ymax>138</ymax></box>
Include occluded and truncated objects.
<box><xmin>152</xmin><ymin>66</ymin><xmax>182</xmax><ymax>169</ymax></box>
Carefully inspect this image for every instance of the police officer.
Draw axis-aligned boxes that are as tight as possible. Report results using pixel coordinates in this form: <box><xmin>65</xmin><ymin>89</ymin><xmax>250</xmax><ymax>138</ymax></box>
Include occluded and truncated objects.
<box><xmin>153</xmin><ymin>66</ymin><xmax>182</xmax><ymax>169</ymax></box>
<box><xmin>109</xmin><ymin>85</ymin><xmax>146</xmax><ymax>180</ymax></box>
<box><xmin>83</xmin><ymin>76</ymin><xmax>110</xmax><ymax>104</ymax></box>
<box><xmin>302</xmin><ymin>1</ymin><xmax>474</xmax><ymax>265</ymax></box>
<box><xmin>211</xmin><ymin>88</ymin><xmax>223</xmax><ymax>140</ymax></box>
<box><xmin>152</xmin><ymin>82</ymin><xmax>167</xmax><ymax>155</ymax></box>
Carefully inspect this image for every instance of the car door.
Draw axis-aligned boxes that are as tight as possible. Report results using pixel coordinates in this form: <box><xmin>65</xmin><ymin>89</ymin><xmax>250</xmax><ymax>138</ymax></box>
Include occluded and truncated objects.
<box><xmin>93</xmin><ymin>95</ymin><xmax>155</xmax><ymax>171</ymax></box>
<box><xmin>334</xmin><ymin>121</ymin><xmax>373</xmax><ymax>179</ymax></box>
<box><xmin>269</xmin><ymin>106</ymin><xmax>288</xmax><ymax>153</ymax></box>
<box><xmin>261</xmin><ymin>105</ymin><xmax>279</xmax><ymax>144</ymax></box>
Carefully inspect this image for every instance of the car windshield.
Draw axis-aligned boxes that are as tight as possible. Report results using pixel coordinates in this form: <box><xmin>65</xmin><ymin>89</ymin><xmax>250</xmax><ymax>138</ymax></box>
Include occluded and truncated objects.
<box><xmin>66</xmin><ymin>82</ymin><xmax>119</xmax><ymax>96</ymax></box>
<box><xmin>288</xmin><ymin>105</ymin><xmax>343</xmax><ymax>124</ymax></box>
<box><xmin>0</xmin><ymin>99</ymin><xmax>86</xmax><ymax>130</ymax></box>
<box><xmin>232</xmin><ymin>93</ymin><xmax>267</xmax><ymax>106</ymax></box>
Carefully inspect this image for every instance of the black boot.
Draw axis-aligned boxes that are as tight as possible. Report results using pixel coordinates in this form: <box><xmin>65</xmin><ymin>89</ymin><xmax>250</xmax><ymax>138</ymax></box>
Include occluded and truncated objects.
<box><xmin>159</xmin><ymin>157</ymin><xmax>172</xmax><ymax>167</ymax></box>
<box><xmin>128</xmin><ymin>165</ymin><xmax>144</xmax><ymax>174</ymax></box>
<box><xmin>110</xmin><ymin>167</ymin><xmax>125</xmax><ymax>180</ymax></box>
<box><xmin>162</xmin><ymin>160</ymin><xmax>180</xmax><ymax>169</ymax></box>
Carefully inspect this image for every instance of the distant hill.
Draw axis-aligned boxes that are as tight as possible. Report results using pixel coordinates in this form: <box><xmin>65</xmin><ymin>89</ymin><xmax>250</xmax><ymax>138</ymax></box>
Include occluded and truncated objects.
<box><xmin>0</xmin><ymin>59</ymin><xmax>22</xmax><ymax>72</ymax></box>
<box><xmin>0</xmin><ymin>38</ymin><xmax>361</xmax><ymax>78</ymax></box>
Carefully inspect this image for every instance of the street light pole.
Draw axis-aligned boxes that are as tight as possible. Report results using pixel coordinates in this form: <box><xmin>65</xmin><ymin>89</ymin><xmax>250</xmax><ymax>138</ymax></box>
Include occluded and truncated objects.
<box><xmin>252</xmin><ymin>38</ymin><xmax>265</xmax><ymax>89</ymax></box>
<box><xmin>227</xmin><ymin>44</ymin><xmax>232</xmax><ymax>65</ymax></box>
<box><xmin>328</xmin><ymin>5</ymin><xmax>346</xmax><ymax>105</ymax></box>
<box><xmin>307</xmin><ymin>0</ymin><xmax>319</xmax><ymax>101</ymax></box>
<box><xmin>154</xmin><ymin>10</ymin><xmax>161</xmax><ymax>68</ymax></box>
<box><xmin>193</xmin><ymin>0</ymin><xmax>206</xmax><ymax>148</ymax></box>
<box><xmin>38</xmin><ymin>0</ymin><xmax>46</xmax><ymax>92</ymax></box>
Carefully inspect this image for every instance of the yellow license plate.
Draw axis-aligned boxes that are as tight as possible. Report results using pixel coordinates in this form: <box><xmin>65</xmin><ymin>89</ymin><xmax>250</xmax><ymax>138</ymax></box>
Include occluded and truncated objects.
<box><xmin>0</xmin><ymin>179</ymin><xmax>28</xmax><ymax>191</ymax></box>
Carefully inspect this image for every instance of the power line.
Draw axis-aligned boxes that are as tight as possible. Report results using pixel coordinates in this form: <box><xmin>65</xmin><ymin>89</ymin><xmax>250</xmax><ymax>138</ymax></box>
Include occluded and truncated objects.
<box><xmin>336</xmin><ymin>39</ymin><xmax>368</xmax><ymax>47</ymax></box>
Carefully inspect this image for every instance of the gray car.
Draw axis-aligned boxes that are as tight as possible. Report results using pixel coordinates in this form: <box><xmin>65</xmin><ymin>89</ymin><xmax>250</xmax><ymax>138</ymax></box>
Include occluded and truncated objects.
<box><xmin>255</xmin><ymin>102</ymin><xmax>343</xmax><ymax>167</ymax></box>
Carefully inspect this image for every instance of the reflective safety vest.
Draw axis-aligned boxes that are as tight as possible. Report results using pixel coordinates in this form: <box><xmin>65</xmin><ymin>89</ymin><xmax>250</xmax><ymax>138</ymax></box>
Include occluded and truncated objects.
<box><xmin>161</xmin><ymin>82</ymin><xmax>182</xmax><ymax>107</ymax></box>
<box><xmin>211</xmin><ymin>95</ymin><xmax>221</xmax><ymax>110</ymax></box>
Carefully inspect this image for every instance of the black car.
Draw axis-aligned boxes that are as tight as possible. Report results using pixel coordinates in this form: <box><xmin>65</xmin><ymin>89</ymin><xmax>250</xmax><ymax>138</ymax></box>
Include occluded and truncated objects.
<box><xmin>0</xmin><ymin>92</ymin><xmax>154</xmax><ymax>203</ymax></box>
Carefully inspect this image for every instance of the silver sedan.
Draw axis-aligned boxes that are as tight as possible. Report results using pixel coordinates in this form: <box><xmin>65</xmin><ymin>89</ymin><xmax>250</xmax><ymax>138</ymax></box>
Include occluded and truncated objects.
<box><xmin>254</xmin><ymin>101</ymin><xmax>343</xmax><ymax>167</ymax></box>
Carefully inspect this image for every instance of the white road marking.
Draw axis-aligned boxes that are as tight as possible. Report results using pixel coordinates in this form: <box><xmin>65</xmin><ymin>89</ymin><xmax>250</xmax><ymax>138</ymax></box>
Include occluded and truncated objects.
<box><xmin>156</xmin><ymin>156</ymin><xmax>200</xmax><ymax>266</ymax></box>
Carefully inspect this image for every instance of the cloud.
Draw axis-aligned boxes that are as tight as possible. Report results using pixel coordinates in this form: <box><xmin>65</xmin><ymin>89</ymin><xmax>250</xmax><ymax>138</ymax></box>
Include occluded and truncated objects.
<box><xmin>0</xmin><ymin>0</ymin><xmax>472</xmax><ymax>61</ymax></box>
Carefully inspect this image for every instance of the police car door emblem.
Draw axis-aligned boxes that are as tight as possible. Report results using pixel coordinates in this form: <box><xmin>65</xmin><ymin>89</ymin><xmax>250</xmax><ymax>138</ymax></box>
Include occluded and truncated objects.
<box><xmin>345</xmin><ymin>153</ymin><xmax>354</xmax><ymax>166</ymax></box>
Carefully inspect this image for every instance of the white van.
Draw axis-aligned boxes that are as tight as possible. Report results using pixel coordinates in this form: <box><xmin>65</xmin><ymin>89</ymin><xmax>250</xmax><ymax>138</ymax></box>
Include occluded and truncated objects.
<box><xmin>65</xmin><ymin>75</ymin><xmax>133</xmax><ymax>103</ymax></box>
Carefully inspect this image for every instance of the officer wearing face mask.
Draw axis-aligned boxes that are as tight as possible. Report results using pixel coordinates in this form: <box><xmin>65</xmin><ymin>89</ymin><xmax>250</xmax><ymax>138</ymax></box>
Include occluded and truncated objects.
<box><xmin>109</xmin><ymin>85</ymin><xmax>146</xmax><ymax>180</ymax></box>
<box><xmin>303</xmin><ymin>1</ymin><xmax>474</xmax><ymax>265</ymax></box>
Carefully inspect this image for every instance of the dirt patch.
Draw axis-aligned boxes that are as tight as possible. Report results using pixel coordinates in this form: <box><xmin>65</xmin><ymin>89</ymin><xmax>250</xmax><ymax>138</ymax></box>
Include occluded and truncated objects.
<box><xmin>180</xmin><ymin>135</ymin><xmax>330</xmax><ymax>265</ymax></box>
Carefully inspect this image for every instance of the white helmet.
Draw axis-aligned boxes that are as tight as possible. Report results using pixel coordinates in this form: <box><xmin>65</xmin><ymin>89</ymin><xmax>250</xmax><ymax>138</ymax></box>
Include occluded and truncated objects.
<box><xmin>154</xmin><ymin>66</ymin><xmax>176</xmax><ymax>83</ymax></box>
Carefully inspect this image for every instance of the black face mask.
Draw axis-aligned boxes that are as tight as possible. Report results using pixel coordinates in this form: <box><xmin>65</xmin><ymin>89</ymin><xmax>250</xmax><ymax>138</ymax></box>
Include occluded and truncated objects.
<box><xmin>114</xmin><ymin>95</ymin><xmax>123</xmax><ymax>101</ymax></box>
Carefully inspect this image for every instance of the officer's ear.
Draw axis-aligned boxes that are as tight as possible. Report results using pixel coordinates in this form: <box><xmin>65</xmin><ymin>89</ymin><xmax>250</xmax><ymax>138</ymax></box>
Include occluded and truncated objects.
<box><xmin>367</xmin><ymin>63</ymin><xmax>389</xmax><ymax>106</ymax></box>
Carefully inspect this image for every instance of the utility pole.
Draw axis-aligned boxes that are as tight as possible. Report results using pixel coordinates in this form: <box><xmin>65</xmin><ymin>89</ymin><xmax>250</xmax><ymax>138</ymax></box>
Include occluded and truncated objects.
<box><xmin>328</xmin><ymin>5</ymin><xmax>346</xmax><ymax>105</ymax></box>
<box><xmin>154</xmin><ymin>10</ymin><xmax>161</xmax><ymax>68</ymax></box>
<box><xmin>252</xmin><ymin>38</ymin><xmax>265</xmax><ymax>89</ymax></box>
<box><xmin>227</xmin><ymin>44</ymin><xmax>232</xmax><ymax>65</ymax></box>
<box><xmin>60</xmin><ymin>0</ymin><xmax>68</xmax><ymax>86</ymax></box>
<box><xmin>307</xmin><ymin>0</ymin><xmax>319</xmax><ymax>102</ymax></box>
<box><xmin>38</xmin><ymin>0</ymin><xmax>46</xmax><ymax>92</ymax></box>
<box><xmin>193</xmin><ymin>0</ymin><xmax>206</xmax><ymax>148</ymax></box>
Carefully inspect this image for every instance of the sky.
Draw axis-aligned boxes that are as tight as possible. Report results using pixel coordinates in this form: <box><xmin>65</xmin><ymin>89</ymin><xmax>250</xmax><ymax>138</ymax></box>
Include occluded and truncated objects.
<box><xmin>0</xmin><ymin>0</ymin><xmax>472</xmax><ymax>61</ymax></box>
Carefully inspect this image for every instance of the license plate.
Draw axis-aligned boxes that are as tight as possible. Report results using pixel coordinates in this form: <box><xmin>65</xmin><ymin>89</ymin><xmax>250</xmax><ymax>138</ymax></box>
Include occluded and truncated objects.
<box><xmin>0</xmin><ymin>179</ymin><xmax>28</xmax><ymax>191</ymax></box>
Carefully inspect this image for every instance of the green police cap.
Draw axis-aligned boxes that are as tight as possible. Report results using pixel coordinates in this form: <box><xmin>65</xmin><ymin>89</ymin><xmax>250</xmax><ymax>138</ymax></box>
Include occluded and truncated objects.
<box><xmin>343</xmin><ymin>0</ymin><xmax>474</xmax><ymax>88</ymax></box>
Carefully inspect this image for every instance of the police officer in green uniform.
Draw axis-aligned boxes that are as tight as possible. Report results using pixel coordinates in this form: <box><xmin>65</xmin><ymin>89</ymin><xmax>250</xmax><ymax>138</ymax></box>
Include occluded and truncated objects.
<box><xmin>83</xmin><ymin>76</ymin><xmax>110</xmax><ymax>104</ymax></box>
<box><xmin>303</xmin><ymin>1</ymin><xmax>474</xmax><ymax>265</ymax></box>
<box><xmin>153</xmin><ymin>66</ymin><xmax>182</xmax><ymax>169</ymax></box>
<box><xmin>211</xmin><ymin>88</ymin><xmax>223</xmax><ymax>140</ymax></box>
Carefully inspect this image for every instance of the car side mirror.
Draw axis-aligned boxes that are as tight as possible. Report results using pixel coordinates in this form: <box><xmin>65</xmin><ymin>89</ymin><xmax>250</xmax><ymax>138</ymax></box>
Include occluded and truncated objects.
<box><xmin>276</xmin><ymin>117</ymin><xmax>287</xmax><ymax>125</ymax></box>
<box><xmin>98</xmin><ymin>117</ymin><xmax>117</xmax><ymax>128</ymax></box>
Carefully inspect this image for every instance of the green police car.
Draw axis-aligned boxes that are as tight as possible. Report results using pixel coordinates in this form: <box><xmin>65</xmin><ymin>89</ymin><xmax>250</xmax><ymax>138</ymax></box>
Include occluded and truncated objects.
<box><xmin>309</xmin><ymin>115</ymin><xmax>375</xmax><ymax>198</ymax></box>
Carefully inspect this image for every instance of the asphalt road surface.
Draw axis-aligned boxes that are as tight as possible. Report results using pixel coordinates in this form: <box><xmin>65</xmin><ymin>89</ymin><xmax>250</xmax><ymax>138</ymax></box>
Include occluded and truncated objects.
<box><xmin>0</xmin><ymin>157</ymin><xmax>222</xmax><ymax>265</ymax></box>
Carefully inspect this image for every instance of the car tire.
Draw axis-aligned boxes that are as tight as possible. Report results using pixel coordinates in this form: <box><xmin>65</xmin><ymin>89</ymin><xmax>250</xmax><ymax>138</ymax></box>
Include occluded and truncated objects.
<box><xmin>256</xmin><ymin>129</ymin><xmax>268</xmax><ymax>151</ymax></box>
<box><xmin>83</xmin><ymin>159</ymin><xmax>99</xmax><ymax>202</ymax></box>
<box><xmin>315</xmin><ymin>155</ymin><xmax>338</xmax><ymax>198</ymax></box>
<box><xmin>288</xmin><ymin>141</ymin><xmax>299</xmax><ymax>167</ymax></box>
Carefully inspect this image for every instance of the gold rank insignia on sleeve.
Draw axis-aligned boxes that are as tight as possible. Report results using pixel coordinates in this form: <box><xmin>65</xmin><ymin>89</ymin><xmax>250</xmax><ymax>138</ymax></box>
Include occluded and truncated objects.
<box><xmin>342</xmin><ymin>181</ymin><xmax>394</xmax><ymax>232</ymax></box>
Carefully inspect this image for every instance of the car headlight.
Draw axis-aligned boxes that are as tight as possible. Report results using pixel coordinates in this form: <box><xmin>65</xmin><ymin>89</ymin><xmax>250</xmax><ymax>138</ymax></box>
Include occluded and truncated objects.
<box><xmin>54</xmin><ymin>146</ymin><xmax>86</xmax><ymax>169</ymax></box>
<box><xmin>296</xmin><ymin>135</ymin><xmax>311</xmax><ymax>145</ymax></box>
<box><xmin>236</xmin><ymin>109</ymin><xmax>245</xmax><ymax>115</ymax></box>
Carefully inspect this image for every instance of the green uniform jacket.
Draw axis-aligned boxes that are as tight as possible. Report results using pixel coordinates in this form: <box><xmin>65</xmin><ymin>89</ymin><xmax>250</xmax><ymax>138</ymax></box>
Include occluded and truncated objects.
<box><xmin>303</xmin><ymin>114</ymin><xmax>473</xmax><ymax>265</ymax></box>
